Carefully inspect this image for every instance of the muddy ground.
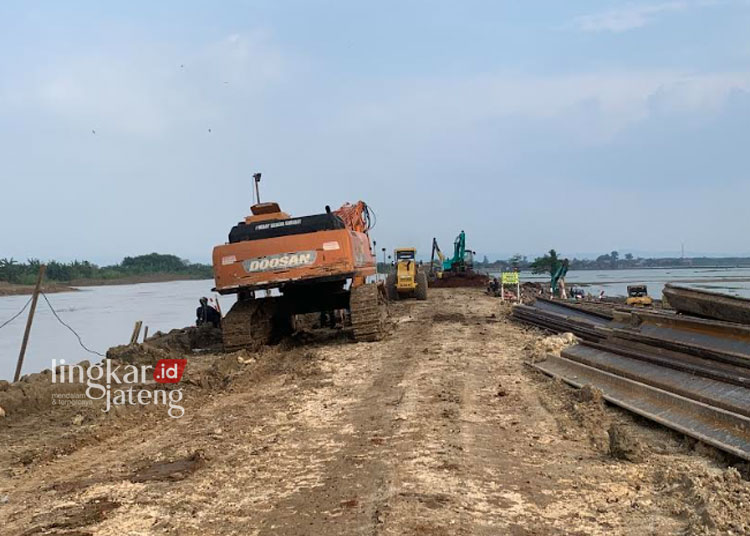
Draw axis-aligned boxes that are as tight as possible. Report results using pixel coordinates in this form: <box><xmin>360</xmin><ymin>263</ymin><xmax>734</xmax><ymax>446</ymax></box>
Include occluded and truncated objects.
<box><xmin>1</xmin><ymin>288</ymin><xmax>749</xmax><ymax>535</ymax></box>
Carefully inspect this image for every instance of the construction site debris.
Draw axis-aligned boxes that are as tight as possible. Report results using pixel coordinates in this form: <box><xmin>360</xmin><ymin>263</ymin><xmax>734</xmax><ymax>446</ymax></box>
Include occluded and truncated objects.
<box><xmin>525</xmin><ymin>332</ymin><xmax>578</xmax><ymax>362</ymax></box>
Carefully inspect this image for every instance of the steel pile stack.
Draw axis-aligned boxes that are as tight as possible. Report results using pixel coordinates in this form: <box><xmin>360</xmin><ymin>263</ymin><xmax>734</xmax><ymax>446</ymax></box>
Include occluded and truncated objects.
<box><xmin>513</xmin><ymin>290</ymin><xmax>750</xmax><ymax>461</ymax></box>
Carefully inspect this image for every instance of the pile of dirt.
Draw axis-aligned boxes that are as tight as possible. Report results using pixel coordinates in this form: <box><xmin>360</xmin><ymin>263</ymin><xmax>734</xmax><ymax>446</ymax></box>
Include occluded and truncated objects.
<box><xmin>183</xmin><ymin>351</ymin><xmax>254</xmax><ymax>389</ymax></box>
<box><xmin>525</xmin><ymin>332</ymin><xmax>578</xmax><ymax>362</ymax></box>
<box><xmin>520</xmin><ymin>281</ymin><xmax>547</xmax><ymax>302</ymax></box>
<box><xmin>0</xmin><ymin>365</ymin><xmax>88</xmax><ymax>419</ymax></box>
<box><xmin>107</xmin><ymin>325</ymin><xmax>223</xmax><ymax>364</ymax></box>
<box><xmin>147</xmin><ymin>325</ymin><xmax>223</xmax><ymax>353</ymax></box>
<box><xmin>428</xmin><ymin>273</ymin><xmax>488</xmax><ymax>288</ymax></box>
<box><xmin>106</xmin><ymin>343</ymin><xmax>172</xmax><ymax>365</ymax></box>
<box><xmin>656</xmin><ymin>465</ymin><xmax>750</xmax><ymax>535</ymax></box>
<box><xmin>534</xmin><ymin>374</ymin><xmax>613</xmax><ymax>452</ymax></box>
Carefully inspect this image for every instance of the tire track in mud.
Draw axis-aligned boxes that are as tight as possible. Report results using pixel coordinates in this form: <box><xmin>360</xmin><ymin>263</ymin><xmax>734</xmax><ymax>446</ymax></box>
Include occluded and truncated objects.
<box><xmin>373</xmin><ymin>304</ymin><xmax>512</xmax><ymax>535</ymax></box>
<box><xmin>255</xmin><ymin>304</ymin><xmax>431</xmax><ymax>536</ymax></box>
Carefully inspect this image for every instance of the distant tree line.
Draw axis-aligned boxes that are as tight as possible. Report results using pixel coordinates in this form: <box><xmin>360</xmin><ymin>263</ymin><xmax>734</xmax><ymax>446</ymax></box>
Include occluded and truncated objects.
<box><xmin>473</xmin><ymin>250</ymin><xmax>750</xmax><ymax>272</ymax></box>
<box><xmin>0</xmin><ymin>253</ymin><xmax>213</xmax><ymax>284</ymax></box>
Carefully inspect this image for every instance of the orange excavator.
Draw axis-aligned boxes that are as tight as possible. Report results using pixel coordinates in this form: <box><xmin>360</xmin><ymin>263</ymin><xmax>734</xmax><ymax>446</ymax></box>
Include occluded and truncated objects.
<box><xmin>212</xmin><ymin>176</ymin><xmax>384</xmax><ymax>351</ymax></box>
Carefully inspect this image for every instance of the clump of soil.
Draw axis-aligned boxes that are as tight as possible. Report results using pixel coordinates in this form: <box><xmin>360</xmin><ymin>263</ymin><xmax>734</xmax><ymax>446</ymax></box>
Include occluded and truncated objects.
<box><xmin>130</xmin><ymin>451</ymin><xmax>206</xmax><ymax>483</ymax></box>
<box><xmin>25</xmin><ymin>498</ymin><xmax>120</xmax><ymax>533</ymax></box>
<box><xmin>578</xmin><ymin>384</ymin><xmax>603</xmax><ymax>404</ymax></box>
<box><xmin>608</xmin><ymin>424</ymin><xmax>645</xmax><ymax>462</ymax></box>
<box><xmin>432</xmin><ymin>312</ymin><xmax>465</xmax><ymax>323</ymax></box>
<box><xmin>525</xmin><ymin>332</ymin><xmax>578</xmax><ymax>362</ymax></box>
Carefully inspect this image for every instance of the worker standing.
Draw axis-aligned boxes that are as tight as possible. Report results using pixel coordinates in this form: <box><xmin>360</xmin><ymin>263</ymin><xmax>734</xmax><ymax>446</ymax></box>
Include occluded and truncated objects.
<box><xmin>196</xmin><ymin>297</ymin><xmax>221</xmax><ymax>329</ymax></box>
<box><xmin>559</xmin><ymin>259</ymin><xmax>569</xmax><ymax>299</ymax></box>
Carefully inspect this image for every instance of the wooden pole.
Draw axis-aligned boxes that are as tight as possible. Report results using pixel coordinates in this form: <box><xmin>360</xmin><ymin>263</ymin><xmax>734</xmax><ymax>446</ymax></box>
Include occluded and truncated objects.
<box><xmin>212</xmin><ymin>296</ymin><xmax>223</xmax><ymax>330</ymax></box>
<box><xmin>129</xmin><ymin>320</ymin><xmax>142</xmax><ymax>345</ymax></box>
<box><xmin>14</xmin><ymin>264</ymin><xmax>46</xmax><ymax>382</ymax></box>
<box><xmin>517</xmin><ymin>279</ymin><xmax>521</xmax><ymax>304</ymax></box>
<box><xmin>142</xmin><ymin>325</ymin><xmax>149</xmax><ymax>342</ymax></box>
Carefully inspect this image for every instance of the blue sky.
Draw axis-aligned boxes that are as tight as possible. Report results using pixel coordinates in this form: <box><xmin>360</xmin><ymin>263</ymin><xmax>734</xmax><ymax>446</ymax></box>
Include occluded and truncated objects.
<box><xmin>1</xmin><ymin>0</ymin><xmax>749</xmax><ymax>264</ymax></box>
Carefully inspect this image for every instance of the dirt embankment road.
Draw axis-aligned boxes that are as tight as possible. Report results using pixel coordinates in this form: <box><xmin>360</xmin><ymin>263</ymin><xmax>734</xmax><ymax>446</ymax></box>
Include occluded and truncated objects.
<box><xmin>1</xmin><ymin>289</ymin><xmax>748</xmax><ymax>535</ymax></box>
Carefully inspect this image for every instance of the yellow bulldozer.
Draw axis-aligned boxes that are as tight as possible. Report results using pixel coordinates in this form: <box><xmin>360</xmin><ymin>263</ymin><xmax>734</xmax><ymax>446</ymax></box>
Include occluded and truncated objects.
<box><xmin>385</xmin><ymin>248</ymin><xmax>428</xmax><ymax>301</ymax></box>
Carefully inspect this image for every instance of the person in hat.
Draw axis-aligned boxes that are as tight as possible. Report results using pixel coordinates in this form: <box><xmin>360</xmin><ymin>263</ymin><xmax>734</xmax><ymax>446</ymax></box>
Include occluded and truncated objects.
<box><xmin>196</xmin><ymin>297</ymin><xmax>221</xmax><ymax>329</ymax></box>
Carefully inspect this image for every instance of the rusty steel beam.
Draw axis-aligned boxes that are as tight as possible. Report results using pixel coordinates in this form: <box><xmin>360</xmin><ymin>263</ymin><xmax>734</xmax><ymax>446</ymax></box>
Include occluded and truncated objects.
<box><xmin>533</xmin><ymin>355</ymin><xmax>750</xmax><ymax>461</ymax></box>
<box><xmin>511</xmin><ymin>305</ymin><xmax>609</xmax><ymax>341</ymax></box>
<box><xmin>664</xmin><ymin>284</ymin><xmax>750</xmax><ymax>325</ymax></box>
<box><xmin>585</xmin><ymin>338</ymin><xmax>750</xmax><ymax>389</ymax></box>
<box><xmin>609</xmin><ymin>309</ymin><xmax>750</xmax><ymax>366</ymax></box>
<box><xmin>561</xmin><ymin>343</ymin><xmax>750</xmax><ymax>418</ymax></box>
<box><xmin>533</xmin><ymin>298</ymin><xmax>613</xmax><ymax>323</ymax></box>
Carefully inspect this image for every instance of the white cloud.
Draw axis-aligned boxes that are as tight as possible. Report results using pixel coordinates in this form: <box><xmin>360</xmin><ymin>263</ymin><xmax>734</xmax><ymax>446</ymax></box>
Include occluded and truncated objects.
<box><xmin>574</xmin><ymin>1</ymin><xmax>688</xmax><ymax>32</ymax></box>
<box><xmin>333</xmin><ymin>71</ymin><xmax>750</xmax><ymax>143</ymax></box>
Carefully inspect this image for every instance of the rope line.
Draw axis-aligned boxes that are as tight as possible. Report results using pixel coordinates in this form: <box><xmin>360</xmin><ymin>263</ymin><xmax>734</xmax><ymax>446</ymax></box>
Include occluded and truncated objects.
<box><xmin>41</xmin><ymin>293</ymin><xmax>105</xmax><ymax>357</ymax></box>
<box><xmin>0</xmin><ymin>297</ymin><xmax>32</xmax><ymax>330</ymax></box>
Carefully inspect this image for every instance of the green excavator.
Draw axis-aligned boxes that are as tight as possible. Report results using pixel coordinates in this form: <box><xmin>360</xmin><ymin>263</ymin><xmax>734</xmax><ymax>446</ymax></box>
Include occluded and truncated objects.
<box><xmin>550</xmin><ymin>258</ymin><xmax>569</xmax><ymax>298</ymax></box>
<box><xmin>429</xmin><ymin>230</ymin><xmax>486</xmax><ymax>288</ymax></box>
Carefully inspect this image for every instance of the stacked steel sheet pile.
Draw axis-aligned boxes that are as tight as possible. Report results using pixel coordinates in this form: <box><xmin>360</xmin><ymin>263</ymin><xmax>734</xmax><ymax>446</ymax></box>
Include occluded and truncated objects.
<box><xmin>513</xmin><ymin>291</ymin><xmax>750</xmax><ymax>461</ymax></box>
<box><xmin>511</xmin><ymin>298</ymin><xmax>612</xmax><ymax>342</ymax></box>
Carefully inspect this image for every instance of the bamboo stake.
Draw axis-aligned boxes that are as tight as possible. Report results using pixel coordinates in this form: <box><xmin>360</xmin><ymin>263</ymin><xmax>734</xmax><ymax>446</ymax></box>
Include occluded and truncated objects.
<box><xmin>143</xmin><ymin>325</ymin><xmax>149</xmax><ymax>342</ymax></box>
<box><xmin>14</xmin><ymin>264</ymin><xmax>46</xmax><ymax>382</ymax></box>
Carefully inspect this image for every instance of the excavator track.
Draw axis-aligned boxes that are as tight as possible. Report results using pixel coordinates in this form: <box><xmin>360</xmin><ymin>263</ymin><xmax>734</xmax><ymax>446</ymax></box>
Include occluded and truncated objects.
<box><xmin>222</xmin><ymin>298</ymin><xmax>275</xmax><ymax>352</ymax></box>
<box><xmin>350</xmin><ymin>283</ymin><xmax>385</xmax><ymax>342</ymax></box>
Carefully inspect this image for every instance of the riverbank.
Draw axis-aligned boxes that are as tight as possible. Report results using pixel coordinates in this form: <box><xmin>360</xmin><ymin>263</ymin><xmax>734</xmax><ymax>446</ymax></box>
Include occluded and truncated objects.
<box><xmin>1</xmin><ymin>288</ymin><xmax>747</xmax><ymax>535</ymax></box>
<box><xmin>0</xmin><ymin>282</ymin><xmax>78</xmax><ymax>297</ymax></box>
<box><xmin>0</xmin><ymin>274</ymin><xmax>211</xmax><ymax>297</ymax></box>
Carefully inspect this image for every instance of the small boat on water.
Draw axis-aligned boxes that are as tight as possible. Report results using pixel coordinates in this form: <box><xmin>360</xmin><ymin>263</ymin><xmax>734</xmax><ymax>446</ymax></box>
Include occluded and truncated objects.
<box><xmin>663</xmin><ymin>283</ymin><xmax>750</xmax><ymax>325</ymax></box>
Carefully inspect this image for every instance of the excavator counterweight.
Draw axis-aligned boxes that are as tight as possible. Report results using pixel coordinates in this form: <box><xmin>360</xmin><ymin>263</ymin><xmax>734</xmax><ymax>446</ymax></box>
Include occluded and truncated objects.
<box><xmin>212</xmin><ymin>183</ymin><xmax>385</xmax><ymax>350</ymax></box>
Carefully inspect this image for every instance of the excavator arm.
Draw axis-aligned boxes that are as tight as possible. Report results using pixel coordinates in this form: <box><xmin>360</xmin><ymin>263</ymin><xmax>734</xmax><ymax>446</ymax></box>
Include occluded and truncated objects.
<box><xmin>334</xmin><ymin>201</ymin><xmax>373</xmax><ymax>234</ymax></box>
<box><xmin>430</xmin><ymin>237</ymin><xmax>446</xmax><ymax>275</ymax></box>
<box><xmin>551</xmin><ymin>260</ymin><xmax>569</xmax><ymax>296</ymax></box>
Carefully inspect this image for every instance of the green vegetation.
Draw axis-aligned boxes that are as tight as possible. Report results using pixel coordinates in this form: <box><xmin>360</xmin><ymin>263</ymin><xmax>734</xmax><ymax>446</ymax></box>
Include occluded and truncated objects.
<box><xmin>529</xmin><ymin>249</ymin><xmax>559</xmax><ymax>275</ymax></box>
<box><xmin>0</xmin><ymin>253</ymin><xmax>213</xmax><ymax>285</ymax></box>
<box><xmin>475</xmin><ymin>251</ymin><xmax>750</xmax><ymax>273</ymax></box>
